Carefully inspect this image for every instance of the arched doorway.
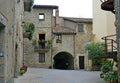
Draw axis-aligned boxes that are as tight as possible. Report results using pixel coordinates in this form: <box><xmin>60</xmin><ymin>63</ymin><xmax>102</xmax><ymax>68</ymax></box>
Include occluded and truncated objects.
<box><xmin>53</xmin><ymin>52</ymin><xmax>74</xmax><ymax>69</ymax></box>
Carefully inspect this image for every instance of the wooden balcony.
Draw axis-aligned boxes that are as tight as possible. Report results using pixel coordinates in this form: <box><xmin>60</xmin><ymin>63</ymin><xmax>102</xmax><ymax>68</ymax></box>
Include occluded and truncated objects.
<box><xmin>101</xmin><ymin>34</ymin><xmax>117</xmax><ymax>61</ymax></box>
<box><xmin>100</xmin><ymin>0</ymin><xmax>115</xmax><ymax>13</ymax></box>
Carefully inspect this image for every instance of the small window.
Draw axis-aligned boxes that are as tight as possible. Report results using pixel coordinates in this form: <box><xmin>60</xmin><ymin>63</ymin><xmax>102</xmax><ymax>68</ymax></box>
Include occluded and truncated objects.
<box><xmin>39</xmin><ymin>53</ymin><xmax>45</xmax><ymax>63</ymax></box>
<box><xmin>39</xmin><ymin>13</ymin><xmax>45</xmax><ymax>20</ymax></box>
<box><xmin>56</xmin><ymin>34</ymin><xmax>62</xmax><ymax>43</ymax></box>
<box><xmin>78</xmin><ymin>24</ymin><xmax>84</xmax><ymax>32</ymax></box>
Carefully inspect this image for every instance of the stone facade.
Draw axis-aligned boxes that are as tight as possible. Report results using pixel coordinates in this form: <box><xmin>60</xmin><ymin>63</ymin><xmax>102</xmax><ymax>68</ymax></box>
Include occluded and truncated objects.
<box><xmin>0</xmin><ymin>0</ymin><xmax>27</xmax><ymax>82</ymax></box>
<box><xmin>53</xmin><ymin>17</ymin><xmax>93</xmax><ymax>70</ymax></box>
<box><xmin>74</xmin><ymin>23</ymin><xmax>93</xmax><ymax>70</ymax></box>
<box><xmin>23</xmin><ymin>5</ymin><xmax>58</xmax><ymax>68</ymax></box>
<box><xmin>23</xmin><ymin>5</ymin><xmax>94</xmax><ymax>70</ymax></box>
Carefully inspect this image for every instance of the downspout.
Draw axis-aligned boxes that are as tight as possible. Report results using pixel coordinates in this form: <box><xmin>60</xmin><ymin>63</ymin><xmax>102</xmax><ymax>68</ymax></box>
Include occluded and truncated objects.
<box><xmin>115</xmin><ymin>0</ymin><xmax>120</xmax><ymax>82</ymax></box>
<box><xmin>13</xmin><ymin>0</ymin><xmax>17</xmax><ymax>77</ymax></box>
<box><xmin>51</xmin><ymin>10</ymin><xmax>53</xmax><ymax>68</ymax></box>
<box><xmin>51</xmin><ymin>8</ymin><xmax>59</xmax><ymax>68</ymax></box>
<box><xmin>73</xmin><ymin>34</ymin><xmax>75</xmax><ymax>69</ymax></box>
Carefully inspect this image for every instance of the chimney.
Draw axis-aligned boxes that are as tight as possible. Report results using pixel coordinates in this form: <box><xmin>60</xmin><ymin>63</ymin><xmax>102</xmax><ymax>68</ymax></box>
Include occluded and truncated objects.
<box><xmin>55</xmin><ymin>8</ymin><xmax>59</xmax><ymax>27</ymax></box>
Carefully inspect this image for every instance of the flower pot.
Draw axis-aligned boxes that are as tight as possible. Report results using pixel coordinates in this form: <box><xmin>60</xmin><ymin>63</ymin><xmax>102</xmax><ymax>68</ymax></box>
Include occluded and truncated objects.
<box><xmin>110</xmin><ymin>80</ymin><xmax>118</xmax><ymax>83</ymax></box>
<box><xmin>23</xmin><ymin>32</ymin><xmax>30</xmax><ymax>38</ymax></box>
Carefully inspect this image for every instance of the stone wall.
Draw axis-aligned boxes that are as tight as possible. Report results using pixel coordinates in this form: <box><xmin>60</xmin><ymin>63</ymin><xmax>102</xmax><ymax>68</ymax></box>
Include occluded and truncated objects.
<box><xmin>23</xmin><ymin>7</ymin><xmax>53</xmax><ymax>68</ymax></box>
<box><xmin>74</xmin><ymin>23</ymin><xmax>93</xmax><ymax>70</ymax></box>
<box><xmin>53</xmin><ymin>35</ymin><xmax>75</xmax><ymax>56</ymax></box>
<box><xmin>23</xmin><ymin>5</ymin><xmax>93</xmax><ymax>70</ymax></box>
<box><xmin>0</xmin><ymin>0</ymin><xmax>15</xmax><ymax>82</ymax></box>
<box><xmin>0</xmin><ymin>0</ymin><xmax>24</xmax><ymax>82</ymax></box>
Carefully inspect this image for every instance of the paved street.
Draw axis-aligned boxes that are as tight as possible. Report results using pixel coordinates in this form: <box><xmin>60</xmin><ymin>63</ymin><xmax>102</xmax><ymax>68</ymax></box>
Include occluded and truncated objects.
<box><xmin>14</xmin><ymin>68</ymin><xmax>106</xmax><ymax>83</ymax></box>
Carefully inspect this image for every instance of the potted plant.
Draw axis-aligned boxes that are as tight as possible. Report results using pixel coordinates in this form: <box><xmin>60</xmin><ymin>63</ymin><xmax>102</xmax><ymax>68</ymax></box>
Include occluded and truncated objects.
<box><xmin>23</xmin><ymin>22</ymin><xmax>35</xmax><ymax>40</ymax></box>
<box><xmin>24</xmin><ymin>0</ymin><xmax>34</xmax><ymax>12</ymax></box>
<box><xmin>19</xmin><ymin>65</ymin><xmax>28</xmax><ymax>75</ymax></box>
<box><xmin>101</xmin><ymin>60</ymin><xmax>113</xmax><ymax>73</ymax></box>
<box><xmin>104</xmin><ymin>71</ymin><xmax>118</xmax><ymax>83</ymax></box>
<box><xmin>100</xmin><ymin>60</ymin><xmax>118</xmax><ymax>83</ymax></box>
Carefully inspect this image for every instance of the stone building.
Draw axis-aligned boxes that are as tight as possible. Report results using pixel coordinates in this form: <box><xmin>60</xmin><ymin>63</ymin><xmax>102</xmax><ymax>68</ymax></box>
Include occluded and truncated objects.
<box><xmin>0</xmin><ymin>0</ymin><xmax>33</xmax><ymax>82</ymax></box>
<box><xmin>23</xmin><ymin>5</ymin><xmax>94</xmax><ymax>70</ymax></box>
<box><xmin>53</xmin><ymin>17</ymin><xmax>93</xmax><ymax>70</ymax></box>
<box><xmin>23</xmin><ymin>5</ymin><xmax>58</xmax><ymax>68</ymax></box>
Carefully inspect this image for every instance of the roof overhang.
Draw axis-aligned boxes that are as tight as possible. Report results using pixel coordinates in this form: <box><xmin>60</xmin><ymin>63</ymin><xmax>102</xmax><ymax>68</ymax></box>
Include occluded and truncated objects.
<box><xmin>33</xmin><ymin>5</ymin><xmax>58</xmax><ymax>9</ymax></box>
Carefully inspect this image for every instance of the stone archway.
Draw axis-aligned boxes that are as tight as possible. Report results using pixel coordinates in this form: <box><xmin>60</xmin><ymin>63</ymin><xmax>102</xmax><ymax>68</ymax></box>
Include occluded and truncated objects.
<box><xmin>53</xmin><ymin>52</ymin><xmax>74</xmax><ymax>69</ymax></box>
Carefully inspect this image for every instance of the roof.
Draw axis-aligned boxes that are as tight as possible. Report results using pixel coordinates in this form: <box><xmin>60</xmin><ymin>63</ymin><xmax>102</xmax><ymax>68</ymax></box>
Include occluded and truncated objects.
<box><xmin>33</xmin><ymin>5</ymin><xmax>58</xmax><ymax>9</ymax></box>
<box><xmin>63</xmin><ymin>17</ymin><xmax>92</xmax><ymax>23</ymax></box>
<box><xmin>53</xmin><ymin>17</ymin><xmax>92</xmax><ymax>34</ymax></box>
<box><xmin>53</xmin><ymin>26</ymin><xmax>76</xmax><ymax>34</ymax></box>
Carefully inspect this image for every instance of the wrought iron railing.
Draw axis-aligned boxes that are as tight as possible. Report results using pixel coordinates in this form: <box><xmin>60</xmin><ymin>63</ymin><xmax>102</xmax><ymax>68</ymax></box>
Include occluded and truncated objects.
<box><xmin>101</xmin><ymin>34</ymin><xmax>117</xmax><ymax>59</ymax></box>
<box><xmin>34</xmin><ymin>42</ymin><xmax>51</xmax><ymax>52</ymax></box>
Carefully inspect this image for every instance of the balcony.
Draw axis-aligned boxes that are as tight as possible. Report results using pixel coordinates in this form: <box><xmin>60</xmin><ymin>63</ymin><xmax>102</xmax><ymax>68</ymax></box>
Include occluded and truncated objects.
<box><xmin>101</xmin><ymin>34</ymin><xmax>117</xmax><ymax>61</ymax></box>
<box><xmin>22</xmin><ymin>22</ymin><xmax>35</xmax><ymax>40</ymax></box>
<box><xmin>34</xmin><ymin>41</ymin><xmax>51</xmax><ymax>52</ymax></box>
<box><xmin>24</xmin><ymin>0</ymin><xmax>34</xmax><ymax>11</ymax></box>
<box><xmin>100</xmin><ymin>0</ymin><xmax>115</xmax><ymax>13</ymax></box>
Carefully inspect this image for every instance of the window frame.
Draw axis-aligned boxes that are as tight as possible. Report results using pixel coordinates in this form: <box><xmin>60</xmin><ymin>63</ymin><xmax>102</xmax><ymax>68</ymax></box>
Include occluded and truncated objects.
<box><xmin>39</xmin><ymin>13</ymin><xmax>45</xmax><ymax>21</ymax></box>
<box><xmin>39</xmin><ymin>53</ymin><xmax>45</xmax><ymax>63</ymax></box>
<box><xmin>78</xmin><ymin>24</ymin><xmax>84</xmax><ymax>32</ymax></box>
<box><xmin>56</xmin><ymin>34</ymin><xmax>62</xmax><ymax>43</ymax></box>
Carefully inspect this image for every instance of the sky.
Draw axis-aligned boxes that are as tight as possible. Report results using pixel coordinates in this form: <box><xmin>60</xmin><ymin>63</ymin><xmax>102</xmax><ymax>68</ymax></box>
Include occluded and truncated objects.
<box><xmin>34</xmin><ymin>0</ymin><xmax>93</xmax><ymax>18</ymax></box>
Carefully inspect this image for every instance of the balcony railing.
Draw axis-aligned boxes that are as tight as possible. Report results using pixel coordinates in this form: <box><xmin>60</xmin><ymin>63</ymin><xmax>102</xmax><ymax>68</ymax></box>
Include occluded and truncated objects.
<box><xmin>101</xmin><ymin>34</ymin><xmax>117</xmax><ymax>60</ymax></box>
<box><xmin>34</xmin><ymin>42</ymin><xmax>51</xmax><ymax>52</ymax></box>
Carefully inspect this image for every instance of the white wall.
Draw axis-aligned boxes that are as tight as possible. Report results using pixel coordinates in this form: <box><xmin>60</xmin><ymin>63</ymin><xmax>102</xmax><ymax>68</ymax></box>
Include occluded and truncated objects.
<box><xmin>93</xmin><ymin>0</ymin><xmax>116</xmax><ymax>42</ymax></box>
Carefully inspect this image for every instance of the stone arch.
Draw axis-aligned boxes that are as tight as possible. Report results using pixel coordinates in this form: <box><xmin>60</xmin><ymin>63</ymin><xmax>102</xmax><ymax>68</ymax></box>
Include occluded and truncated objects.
<box><xmin>53</xmin><ymin>51</ymin><xmax>74</xmax><ymax>69</ymax></box>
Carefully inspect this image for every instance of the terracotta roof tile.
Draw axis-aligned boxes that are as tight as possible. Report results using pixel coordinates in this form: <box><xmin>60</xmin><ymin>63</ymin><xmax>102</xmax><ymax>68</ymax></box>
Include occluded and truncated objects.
<box><xmin>53</xmin><ymin>26</ymin><xmax>76</xmax><ymax>34</ymax></box>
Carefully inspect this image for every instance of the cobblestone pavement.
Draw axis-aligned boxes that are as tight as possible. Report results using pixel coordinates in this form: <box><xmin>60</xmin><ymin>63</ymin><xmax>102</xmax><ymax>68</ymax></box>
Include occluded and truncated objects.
<box><xmin>14</xmin><ymin>68</ymin><xmax>106</xmax><ymax>83</ymax></box>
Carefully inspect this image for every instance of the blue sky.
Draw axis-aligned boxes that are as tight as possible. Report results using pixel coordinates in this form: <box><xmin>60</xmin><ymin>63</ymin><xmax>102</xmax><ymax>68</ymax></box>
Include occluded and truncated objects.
<box><xmin>34</xmin><ymin>0</ymin><xmax>92</xmax><ymax>18</ymax></box>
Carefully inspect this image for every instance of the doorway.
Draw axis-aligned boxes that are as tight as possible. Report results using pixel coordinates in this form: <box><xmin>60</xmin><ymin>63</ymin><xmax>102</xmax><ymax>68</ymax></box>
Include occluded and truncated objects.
<box><xmin>53</xmin><ymin>52</ymin><xmax>74</xmax><ymax>69</ymax></box>
<box><xmin>39</xmin><ymin>34</ymin><xmax>45</xmax><ymax>49</ymax></box>
<box><xmin>79</xmin><ymin>56</ymin><xmax>84</xmax><ymax>69</ymax></box>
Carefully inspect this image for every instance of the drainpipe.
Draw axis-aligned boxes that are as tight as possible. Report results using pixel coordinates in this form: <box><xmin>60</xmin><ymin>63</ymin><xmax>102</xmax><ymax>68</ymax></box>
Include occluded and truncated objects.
<box><xmin>13</xmin><ymin>0</ymin><xmax>17</xmax><ymax>78</ymax></box>
<box><xmin>73</xmin><ymin>34</ymin><xmax>75</xmax><ymax>69</ymax></box>
<box><xmin>114</xmin><ymin>0</ymin><xmax>120</xmax><ymax>82</ymax></box>
<box><xmin>51</xmin><ymin>8</ymin><xmax>59</xmax><ymax>68</ymax></box>
<box><xmin>51</xmin><ymin>11</ymin><xmax>53</xmax><ymax>69</ymax></box>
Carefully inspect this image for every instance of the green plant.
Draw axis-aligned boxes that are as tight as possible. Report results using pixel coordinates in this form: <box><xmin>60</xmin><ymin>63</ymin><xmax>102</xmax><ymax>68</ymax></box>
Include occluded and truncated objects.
<box><xmin>32</xmin><ymin>38</ymin><xmax>51</xmax><ymax>48</ymax></box>
<box><xmin>19</xmin><ymin>68</ymin><xmax>25</xmax><ymax>75</ymax></box>
<box><xmin>23</xmin><ymin>22</ymin><xmax>35</xmax><ymax>40</ymax></box>
<box><xmin>85</xmin><ymin>42</ymin><xmax>105</xmax><ymax>60</ymax></box>
<box><xmin>29</xmin><ymin>0</ymin><xmax>34</xmax><ymax>11</ymax></box>
<box><xmin>104</xmin><ymin>71</ymin><xmax>118</xmax><ymax>82</ymax></box>
<box><xmin>19</xmin><ymin>65</ymin><xmax>28</xmax><ymax>75</ymax></box>
<box><xmin>101</xmin><ymin>60</ymin><xmax>113</xmax><ymax>73</ymax></box>
<box><xmin>85</xmin><ymin>42</ymin><xmax>105</xmax><ymax>70</ymax></box>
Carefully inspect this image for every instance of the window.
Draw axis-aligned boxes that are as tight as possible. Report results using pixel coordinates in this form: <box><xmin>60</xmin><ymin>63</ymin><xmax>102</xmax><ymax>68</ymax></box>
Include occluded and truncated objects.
<box><xmin>39</xmin><ymin>13</ymin><xmax>45</xmax><ymax>20</ymax></box>
<box><xmin>56</xmin><ymin>34</ymin><xmax>62</xmax><ymax>43</ymax></box>
<box><xmin>78</xmin><ymin>24</ymin><xmax>84</xmax><ymax>32</ymax></box>
<box><xmin>39</xmin><ymin>53</ymin><xmax>45</xmax><ymax>63</ymax></box>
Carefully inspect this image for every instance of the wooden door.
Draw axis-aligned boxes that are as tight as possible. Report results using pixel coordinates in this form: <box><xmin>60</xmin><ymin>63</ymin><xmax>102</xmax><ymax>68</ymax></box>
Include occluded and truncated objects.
<box><xmin>79</xmin><ymin>56</ymin><xmax>84</xmax><ymax>69</ymax></box>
